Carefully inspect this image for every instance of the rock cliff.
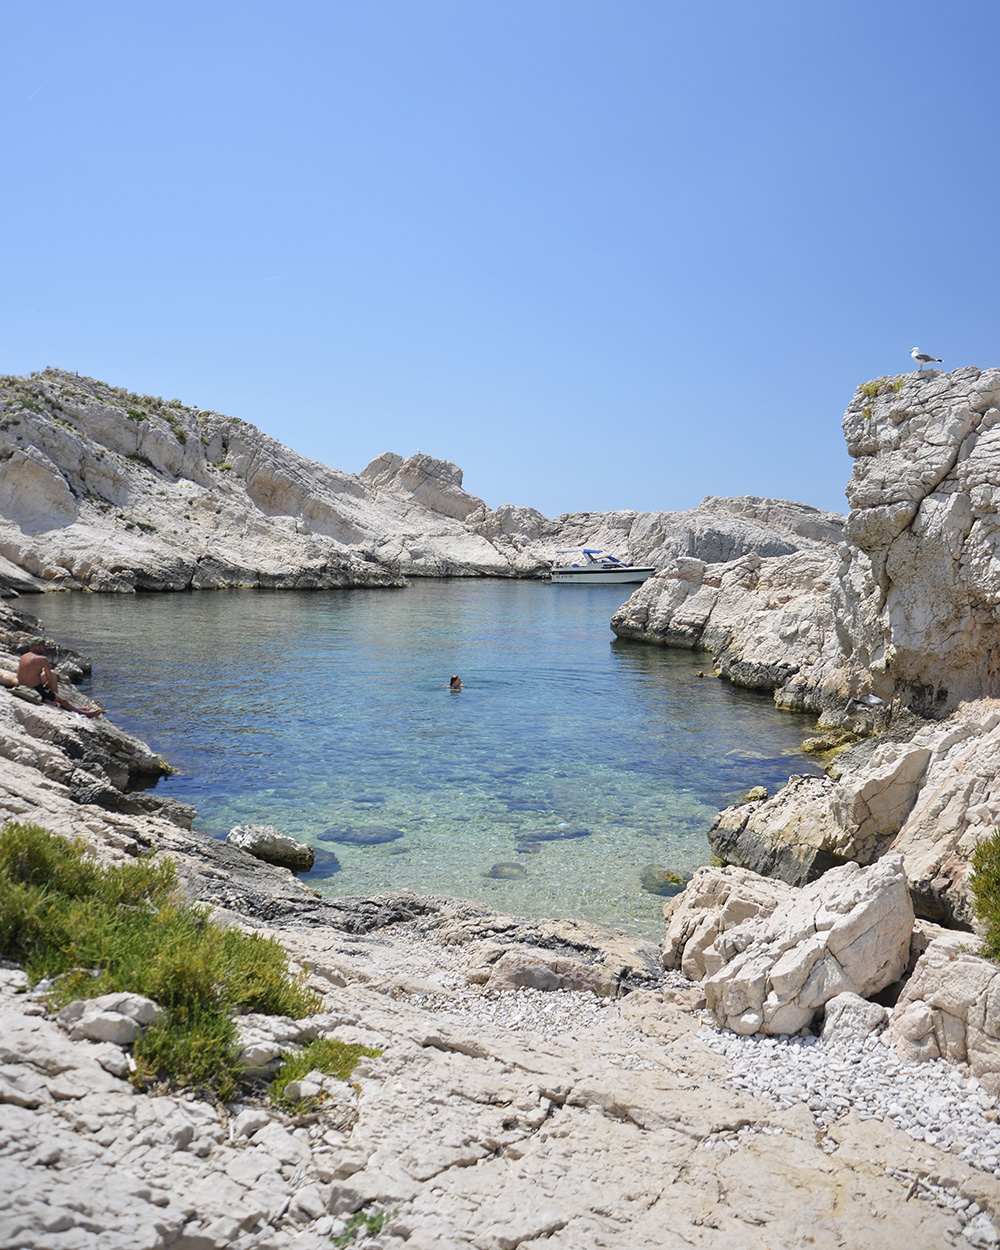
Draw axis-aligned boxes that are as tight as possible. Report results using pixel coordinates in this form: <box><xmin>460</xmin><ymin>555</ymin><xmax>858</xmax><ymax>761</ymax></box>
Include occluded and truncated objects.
<box><xmin>611</xmin><ymin>366</ymin><xmax>1000</xmax><ymax>928</ymax></box>
<box><xmin>0</xmin><ymin>368</ymin><xmax>842</xmax><ymax>593</ymax></box>
<box><xmin>613</xmin><ymin>366</ymin><xmax>1000</xmax><ymax>717</ymax></box>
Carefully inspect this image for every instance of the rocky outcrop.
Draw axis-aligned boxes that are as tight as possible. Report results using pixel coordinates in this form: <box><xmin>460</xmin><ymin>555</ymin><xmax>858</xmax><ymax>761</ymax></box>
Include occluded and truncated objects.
<box><xmin>469</xmin><ymin>494</ymin><xmax>844</xmax><ymax>575</ymax></box>
<box><xmin>0</xmin><ymin>601</ymin><xmax>178</xmax><ymax>825</ymax></box>
<box><xmin>883</xmin><ymin>931</ymin><xmax>1000</xmax><ymax>1097</ymax></box>
<box><xmin>612</xmin><ymin>366</ymin><xmax>1000</xmax><ymax>718</ymax></box>
<box><xmin>838</xmin><ymin>367</ymin><xmax>1000</xmax><ymax>712</ymax></box>
<box><xmin>700</xmin><ymin>700</ymin><xmax>1000</xmax><ymax>926</ymax></box>
<box><xmin>662</xmin><ymin>864</ymin><xmax>794</xmax><ymax>980</ymax></box>
<box><xmin>706</xmin><ymin>775</ymin><xmax>851</xmax><ymax>884</ymax></box>
<box><xmin>611</xmin><ymin>549</ymin><xmax>840</xmax><ymax>711</ymax></box>
<box><xmin>699</xmin><ymin>856</ymin><xmax>913</xmax><ymax>1036</ymax></box>
<box><xmin>227</xmin><ymin>824</ymin><xmax>316</xmax><ymax>873</ymax></box>
<box><xmin>0</xmin><ymin>368</ymin><xmax>842</xmax><ymax>593</ymax></box>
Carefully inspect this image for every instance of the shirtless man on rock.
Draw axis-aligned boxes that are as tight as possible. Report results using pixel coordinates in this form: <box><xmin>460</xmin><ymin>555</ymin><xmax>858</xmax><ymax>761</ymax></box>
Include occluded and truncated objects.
<box><xmin>16</xmin><ymin>637</ymin><xmax>102</xmax><ymax>717</ymax></box>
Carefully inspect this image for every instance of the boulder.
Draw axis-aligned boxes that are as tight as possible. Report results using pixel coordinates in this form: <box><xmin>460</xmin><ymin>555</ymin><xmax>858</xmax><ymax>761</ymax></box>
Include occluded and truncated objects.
<box><xmin>708</xmin><ymin>776</ymin><xmax>850</xmax><ymax>885</ymax></box>
<box><xmin>57</xmin><ymin>992</ymin><xmax>163</xmax><ymax>1045</ymax></box>
<box><xmin>227</xmin><ymin>823</ymin><xmax>315</xmax><ymax>872</ymax></box>
<box><xmin>702</xmin><ymin>856</ymin><xmax>913</xmax><ymax>1036</ymax></box>
<box><xmin>662</xmin><ymin>864</ymin><xmax>793</xmax><ymax>981</ymax></box>
<box><xmin>820</xmin><ymin>992</ymin><xmax>887</xmax><ymax>1045</ymax></box>
<box><xmin>882</xmin><ymin>932</ymin><xmax>1000</xmax><ymax>1095</ymax></box>
<box><xmin>483</xmin><ymin>951</ymin><xmax>618</xmax><ymax>996</ymax></box>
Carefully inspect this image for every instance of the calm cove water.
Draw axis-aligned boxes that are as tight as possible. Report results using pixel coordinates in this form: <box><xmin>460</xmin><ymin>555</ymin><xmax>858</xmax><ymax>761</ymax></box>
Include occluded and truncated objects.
<box><xmin>38</xmin><ymin>580</ymin><xmax>822</xmax><ymax>938</ymax></box>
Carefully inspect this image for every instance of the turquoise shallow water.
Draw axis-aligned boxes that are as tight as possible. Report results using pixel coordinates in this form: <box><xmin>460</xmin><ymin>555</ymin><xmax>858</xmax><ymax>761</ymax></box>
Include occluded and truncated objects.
<box><xmin>38</xmin><ymin>580</ymin><xmax>822</xmax><ymax>938</ymax></box>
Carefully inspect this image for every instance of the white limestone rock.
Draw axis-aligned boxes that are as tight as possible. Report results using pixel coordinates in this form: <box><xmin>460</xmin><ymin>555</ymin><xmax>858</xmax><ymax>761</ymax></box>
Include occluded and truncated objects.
<box><xmin>662</xmin><ymin>864</ymin><xmax>794</xmax><ymax>980</ymax></box>
<box><xmin>702</xmin><ymin>856</ymin><xmax>913</xmax><ymax>1035</ymax></box>
<box><xmin>614</xmin><ymin>367</ymin><xmax>1000</xmax><ymax>718</ymax></box>
<box><xmin>707</xmin><ymin>775</ymin><xmax>850</xmax><ymax>885</ymax></box>
<box><xmin>0</xmin><ymin>370</ymin><xmax>844</xmax><ymax>593</ymax></box>
<box><xmin>611</xmin><ymin>548</ymin><xmax>840</xmax><ymax>713</ymax></box>
<box><xmin>883</xmin><ymin>931</ymin><xmax>1000</xmax><ymax>1095</ymax></box>
<box><xmin>820</xmin><ymin>992</ymin><xmax>887</xmax><ymax>1044</ymax></box>
<box><xmin>701</xmin><ymin>700</ymin><xmax>1000</xmax><ymax>926</ymax></box>
<box><xmin>483</xmin><ymin>951</ymin><xmax>618</xmax><ymax>996</ymax></box>
<box><xmin>227</xmin><ymin>823</ymin><xmax>315</xmax><ymax>873</ymax></box>
<box><xmin>57</xmin><ymin>993</ymin><xmax>163</xmax><ymax>1045</ymax></box>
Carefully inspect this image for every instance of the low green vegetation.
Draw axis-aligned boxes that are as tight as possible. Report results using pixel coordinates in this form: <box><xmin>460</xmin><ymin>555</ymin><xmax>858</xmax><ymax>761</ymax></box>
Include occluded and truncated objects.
<box><xmin>333</xmin><ymin>1209</ymin><xmax>394</xmax><ymax>1246</ymax></box>
<box><xmin>271</xmin><ymin>1036</ymin><xmax>382</xmax><ymax>1113</ymax></box>
<box><xmin>970</xmin><ymin>829</ymin><xmax>1000</xmax><ymax>961</ymax></box>
<box><xmin>859</xmin><ymin>374</ymin><xmax>906</xmax><ymax>399</ymax></box>
<box><xmin>164</xmin><ymin>413</ymin><xmax>188</xmax><ymax>444</ymax></box>
<box><xmin>0</xmin><ymin>822</ymin><xmax>321</xmax><ymax>1098</ymax></box>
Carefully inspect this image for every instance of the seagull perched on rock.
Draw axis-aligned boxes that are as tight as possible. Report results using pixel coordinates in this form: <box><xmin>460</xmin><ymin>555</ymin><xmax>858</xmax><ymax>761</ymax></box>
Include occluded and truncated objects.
<box><xmin>911</xmin><ymin>347</ymin><xmax>943</xmax><ymax>371</ymax></box>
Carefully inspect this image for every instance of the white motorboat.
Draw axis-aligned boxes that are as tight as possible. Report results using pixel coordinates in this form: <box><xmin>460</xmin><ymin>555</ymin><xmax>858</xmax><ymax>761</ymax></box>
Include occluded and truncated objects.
<box><xmin>550</xmin><ymin>548</ymin><xmax>655</xmax><ymax>585</ymax></box>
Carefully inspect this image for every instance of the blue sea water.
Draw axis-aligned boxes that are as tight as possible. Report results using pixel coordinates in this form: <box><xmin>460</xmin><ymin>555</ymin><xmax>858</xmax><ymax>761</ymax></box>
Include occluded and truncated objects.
<box><xmin>38</xmin><ymin>580</ymin><xmax>822</xmax><ymax>938</ymax></box>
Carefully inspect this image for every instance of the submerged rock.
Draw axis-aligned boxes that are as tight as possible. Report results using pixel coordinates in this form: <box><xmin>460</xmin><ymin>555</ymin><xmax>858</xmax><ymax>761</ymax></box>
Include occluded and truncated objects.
<box><xmin>302</xmin><ymin>848</ymin><xmax>342</xmax><ymax>879</ymax></box>
<box><xmin>638</xmin><ymin>864</ymin><xmax>689</xmax><ymax>896</ymax></box>
<box><xmin>483</xmin><ymin>862</ymin><xmax>528</xmax><ymax>880</ymax></box>
<box><xmin>515</xmin><ymin>825</ymin><xmax>591</xmax><ymax>845</ymax></box>
<box><xmin>320</xmin><ymin>824</ymin><xmax>405</xmax><ymax>846</ymax></box>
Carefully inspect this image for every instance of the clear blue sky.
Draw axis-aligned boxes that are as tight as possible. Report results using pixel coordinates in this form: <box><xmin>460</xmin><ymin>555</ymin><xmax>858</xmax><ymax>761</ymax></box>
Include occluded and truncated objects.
<box><xmin>3</xmin><ymin>1</ymin><xmax>997</xmax><ymax>517</ymax></box>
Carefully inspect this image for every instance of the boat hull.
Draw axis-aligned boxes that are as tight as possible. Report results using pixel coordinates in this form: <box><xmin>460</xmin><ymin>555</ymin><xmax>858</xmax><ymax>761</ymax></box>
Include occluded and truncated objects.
<box><xmin>550</xmin><ymin>567</ymin><xmax>655</xmax><ymax>585</ymax></box>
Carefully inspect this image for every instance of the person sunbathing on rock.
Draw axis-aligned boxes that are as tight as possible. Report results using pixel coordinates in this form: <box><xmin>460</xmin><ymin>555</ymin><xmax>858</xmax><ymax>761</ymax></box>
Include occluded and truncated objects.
<box><xmin>17</xmin><ymin>638</ymin><xmax>102</xmax><ymax>717</ymax></box>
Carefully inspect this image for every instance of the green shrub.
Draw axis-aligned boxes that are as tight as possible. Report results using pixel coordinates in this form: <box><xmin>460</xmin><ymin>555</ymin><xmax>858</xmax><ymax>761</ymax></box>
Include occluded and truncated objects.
<box><xmin>0</xmin><ymin>823</ymin><xmax>322</xmax><ymax>1096</ymax></box>
<box><xmin>0</xmin><ymin>822</ymin><xmax>101</xmax><ymax>896</ymax></box>
<box><xmin>271</xmin><ymin>1036</ymin><xmax>381</xmax><ymax>1112</ymax></box>
<box><xmin>133</xmin><ymin>1007</ymin><xmax>240</xmax><ymax>1099</ymax></box>
<box><xmin>860</xmin><ymin>374</ymin><xmax>906</xmax><ymax>399</ymax></box>
<box><xmin>970</xmin><ymin>829</ymin><xmax>1000</xmax><ymax>960</ymax></box>
<box><xmin>333</xmin><ymin>1209</ymin><xmax>393</xmax><ymax>1246</ymax></box>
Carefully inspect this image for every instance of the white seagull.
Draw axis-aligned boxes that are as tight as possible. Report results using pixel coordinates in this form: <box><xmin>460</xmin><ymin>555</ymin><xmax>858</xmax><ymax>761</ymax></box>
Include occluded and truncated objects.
<box><xmin>910</xmin><ymin>347</ymin><xmax>943</xmax><ymax>370</ymax></box>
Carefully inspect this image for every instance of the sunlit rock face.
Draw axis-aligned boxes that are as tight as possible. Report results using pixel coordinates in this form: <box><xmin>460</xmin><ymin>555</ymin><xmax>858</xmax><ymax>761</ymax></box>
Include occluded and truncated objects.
<box><xmin>837</xmin><ymin>366</ymin><xmax>1000</xmax><ymax>714</ymax></box>
<box><xmin>0</xmin><ymin>368</ymin><xmax>843</xmax><ymax>594</ymax></box>
<box><xmin>614</xmin><ymin>367</ymin><xmax>1000</xmax><ymax>717</ymax></box>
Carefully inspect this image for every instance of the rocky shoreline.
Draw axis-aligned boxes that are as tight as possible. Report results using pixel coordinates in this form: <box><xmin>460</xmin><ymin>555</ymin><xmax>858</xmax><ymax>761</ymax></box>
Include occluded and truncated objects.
<box><xmin>0</xmin><ymin>368</ymin><xmax>842</xmax><ymax>592</ymax></box>
<box><xmin>5</xmin><ymin>364</ymin><xmax>1000</xmax><ymax>1247</ymax></box>
<box><xmin>1</xmin><ymin>569</ymin><xmax>1000</xmax><ymax>1247</ymax></box>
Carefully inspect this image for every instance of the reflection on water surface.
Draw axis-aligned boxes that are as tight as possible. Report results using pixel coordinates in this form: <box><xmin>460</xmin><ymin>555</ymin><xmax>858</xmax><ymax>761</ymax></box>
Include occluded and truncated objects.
<box><xmin>39</xmin><ymin>580</ymin><xmax>822</xmax><ymax>938</ymax></box>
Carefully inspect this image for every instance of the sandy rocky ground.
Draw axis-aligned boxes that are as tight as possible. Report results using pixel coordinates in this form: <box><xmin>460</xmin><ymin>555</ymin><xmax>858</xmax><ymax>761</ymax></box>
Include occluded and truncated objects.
<box><xmin>1</xmin><ymin>645</ymin><xmax>999</xmax><ymax>1250</ymax></box>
